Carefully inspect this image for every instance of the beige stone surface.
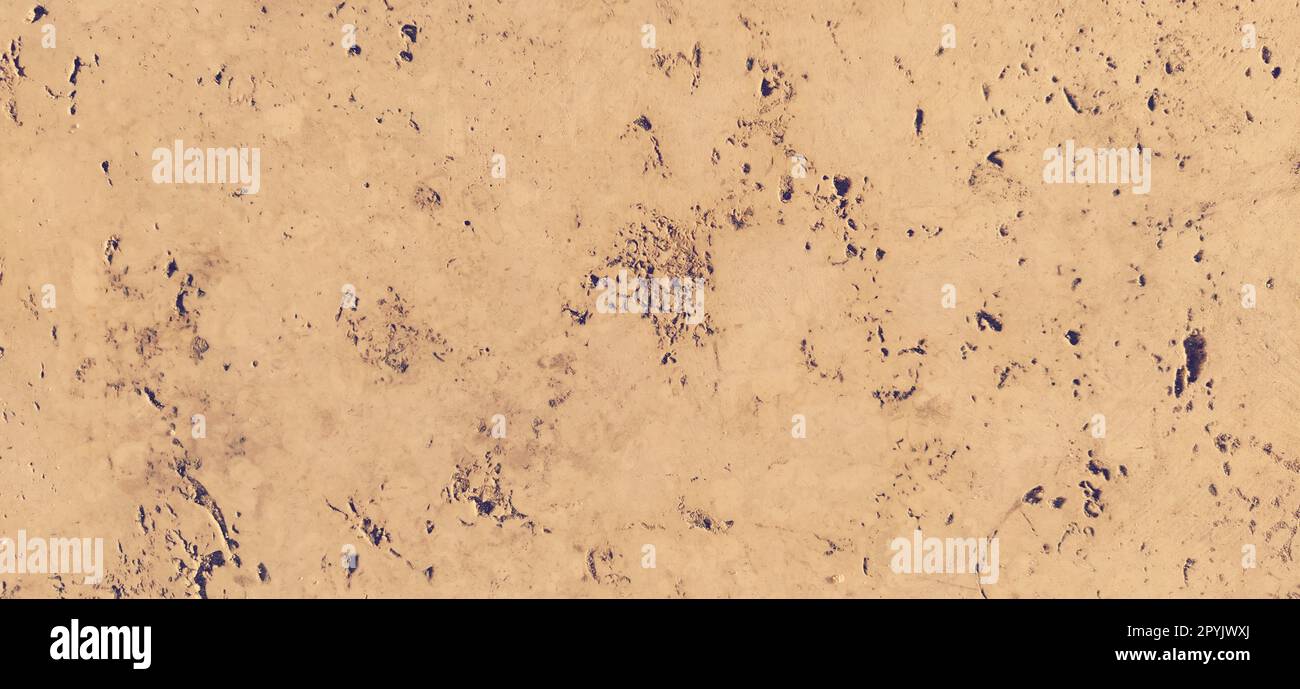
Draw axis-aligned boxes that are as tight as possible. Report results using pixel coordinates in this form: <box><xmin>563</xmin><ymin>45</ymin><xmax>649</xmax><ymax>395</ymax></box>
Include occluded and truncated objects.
<box><xmin>1</xmin><ymin>0</ymin><xmax>1298</xmax><ymax>598</ymax></box>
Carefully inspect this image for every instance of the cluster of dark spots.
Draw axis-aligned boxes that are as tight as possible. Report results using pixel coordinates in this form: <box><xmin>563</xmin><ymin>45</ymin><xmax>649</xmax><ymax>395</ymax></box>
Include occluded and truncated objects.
<box><xmin>412</xmin><ymin>184</ymin><xmax>442</xmax><ymax>212</ymax></box>
<box><xmin>360</xmin><ymin>516</ymin><xmax>389</xmax><ymax>547</ymax></box>
<box><xmin>779</xmin><ymin>176</ymin><xmax>793</xmax><ymax>203</ymax></box>
<box><xmin>651</xmin><ymin>41</ymin><xmax>703</xmax><ymax>91</ymax></box>
<box><xmin>728</xmin><ymin>207</ymin><xmax>753</xmax><ymax>230</ymax></box>
<box><xmin>871</xmin><ymin>385</ymin><xmax>916</xmax><ymax>406</ymax></box>
<box><xmin>562</xmin><ymin>305</ymin><xmax>589</xmax><ymax>325</ymax></box>
<box><xmin>191</xmin><ymin>335</ymin><xmax>209</xmax><ymax>361</ymax></box>
<box><xmin>679</xmin><ymin>499</ymin><xmax>732</xmax><ymax>533</ymax></box>
<box><xmin>103</xmin><ymin>235</ymin><xmax>120</xmax><ymax>265</ymax></box>
<box><xmin>799</xmin><ymin>338</ymin><xmax>817</xmax><ymax>369</ymax></box>
<box><xmin>1213</xmin><ymin>433</ymin><xmax>1239</xmax><ymax>454</ymax></box>
<box><xmin>140</xmin><ymin>386</ymin><xmax>164</xmax><ymax>410</ymax></box>
<box><xmin>1079</xmin><ymin>480</ymin><xmax>1103</xmax><ymax>517</ymax></box>
<box><xmin>1086</xmin><ymin>458</ymin><xmax>1111</xmax><ymax>481</ymax></box>
<box><xmin>1024</xmin><ymin>485</ymin><xmax>1044</xmax><ymax>504</ymax></box>
<box><xmin>1262</xmin><ymin>47</ymin><xmax>1281</xmax><ymax>78</ymax></box>
<box><xmin>1260</xmin><ymin>443</ymin><xmax>1300</xmax><ymax>474</ymax></box>
<box><xmin>1183</xmin><ymin>331</ymin><xmax>1206</xmax><ymax>383</ymax></box>
<box><xmin>975</xmin><ymin>310</ymin><xmax>1003</xmax><ymax>332</ymax></box>
<box><xmin>898</xmin><ymin>340</ymin><xmax>925</xmax><ymax>355</ymax></box>
<box><xmin>1174</xmin><ymin>366</ymin><xmax>1185</xmax><ymax>397</ymax></box>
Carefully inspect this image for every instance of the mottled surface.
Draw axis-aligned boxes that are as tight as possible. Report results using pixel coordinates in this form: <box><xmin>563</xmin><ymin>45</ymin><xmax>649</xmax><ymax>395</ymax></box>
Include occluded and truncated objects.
<box><xmin>1</xmin><ymin>1</ymin><xmax>1298</xmax><ymax>598</ymax></box>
